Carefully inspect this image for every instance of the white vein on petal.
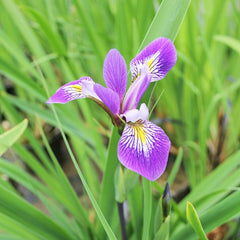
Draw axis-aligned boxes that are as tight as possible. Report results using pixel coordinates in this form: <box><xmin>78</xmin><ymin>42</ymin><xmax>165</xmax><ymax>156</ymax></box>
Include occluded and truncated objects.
<box><xmin>130</xmin><ymin>51</ymin><xmax>163</xmax><ymax>82</ymax></box>
<box><xmin>63</xmin><ymin>79</ymin><xmax>100</xmax><ymax>101</ymax></box>
<box><xmin>119</xmin><ymin>121</ymin><xmax>164</xmax><ymax>162</ymax></box>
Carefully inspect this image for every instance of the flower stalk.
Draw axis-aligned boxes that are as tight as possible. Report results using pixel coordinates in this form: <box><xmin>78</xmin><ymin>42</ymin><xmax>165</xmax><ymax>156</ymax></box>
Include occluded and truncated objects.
<box><xmin>117</xmin><ymin>202</ymin><xmax>128</xmax><ymax>240</ymax></box>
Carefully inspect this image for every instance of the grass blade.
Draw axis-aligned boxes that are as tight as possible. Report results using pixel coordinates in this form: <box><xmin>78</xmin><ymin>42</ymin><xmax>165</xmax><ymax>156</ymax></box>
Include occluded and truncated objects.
<box><xmin>186</xmin><ymin>202</ymin><xmax>208</xmax><ymax>240</ymax></box>
<box><xmin>0</xmin><ymin>186</ymin><xmax>76</xmax><ymax>240</ymax></box>
<box><xmin>0</xmin><ymin>119</ymin><xmax>28</xmax><ymax>156</ymax></box>
<box><xmin>214</xmin><ymin>35</ymin><xmax>240</xmax><ymax>55</ymax></box>
<box><xmin>142</xmin><ymin>179</ymin><xmax>152</xmax><ymax>240</ymax></box>
<box><xmin>140</xmin><ymin>0</ymin><xmax>191</xmax><ymax>48</ymax></box>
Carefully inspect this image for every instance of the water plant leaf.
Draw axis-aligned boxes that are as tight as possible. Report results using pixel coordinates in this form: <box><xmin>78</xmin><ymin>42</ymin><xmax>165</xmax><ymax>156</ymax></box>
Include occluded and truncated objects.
<box><xmin>186</xmin><ymin>201</ymin><xmax>208</xmax><ymax>240</ymax></box>
<box><xmin>214</xmin><ymin>35</ymin><xmax>240</xmax><ymax>55</ymax></box>
<box><xmin>171</xmin><ymin>191</ymin><xmax>240</xmax><ymax>240</ymax></box>
<box><xmin>154</xmin><ymin>216</ymin><xmax>170</xmax><ymax>240</ymax></box>
<box><xmin>0</xmin><ymin>185</ymin><xmax>76</xmax><ymax>240</ymax></box>
<box><xmin>0</xmin><ymin>119</ymin><xmax>28</xmax><ymax>156</ymax></box>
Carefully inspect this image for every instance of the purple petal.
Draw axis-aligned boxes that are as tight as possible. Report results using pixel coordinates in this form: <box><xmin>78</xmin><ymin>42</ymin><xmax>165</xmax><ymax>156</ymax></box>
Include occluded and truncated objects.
<box><xmin>122</xmin><ymin>73</ymin><xmax>151</xmax><ymax>113</ymax></box>
<box><xmin>46</xmin><ymin>77</ymin><xmax>100</xmax><ymax>104</ymax></box>
<box><xmin>130</xmin><ymin>38</ymin><xmax>177</xmax><ymax>82</ymax></box>
<box><xmin>118</xmin><ymin>120</ymin><xmax>170</xmax><ymax>181</ymax></box>
<box><xmin>103</xmin><ymin>49</ymin><xmax>127</xmax><ymax>101</ymax></box>
<box><xmin>94</xmin><ymin>84</ymin><xmax>120</xmax><ymax>115</ymax></box>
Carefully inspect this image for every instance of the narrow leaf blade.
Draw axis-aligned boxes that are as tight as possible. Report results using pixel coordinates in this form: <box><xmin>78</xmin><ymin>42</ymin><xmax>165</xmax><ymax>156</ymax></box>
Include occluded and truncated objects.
<box><xmin>186</xmin><ymin>201</ymin><xmax>208</xmax><ymax>240</ymax></box>
<box><xmin>0</xmin><ymin>119</ymin><xmax>28</xmax><ymax>156</ymax></box>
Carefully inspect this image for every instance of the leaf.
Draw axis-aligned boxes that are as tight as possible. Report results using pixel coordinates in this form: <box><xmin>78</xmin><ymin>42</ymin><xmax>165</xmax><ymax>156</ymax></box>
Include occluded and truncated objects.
<box><xmin>3</xmin><ymin>94</ymin><xmax>93</xmax><ymax>146</ymax></box>
<box><xmin>168</xmin><ymin>148</ymin><xmax>183</xmax><ymax>186</ymax></box>
<box><xmin>124</xmin><ymin>169</ymin><xmax>139</xmax><ymax>195</ymax></box>
<box><xmin>142</xmin><ymin>179</ymin><xmax>152</xmax><ymax>240</ymax></box>
<box><xmin>114</xmin><ymin>166</ymin><xmax>126</xmax><ymax>203</ymax></box>
<box><xmin>186</xmin><ymin>202</ymin><xmax>208</xmax><ymax>240</ymax></box>
<box><xmin>114</xmin><ymin>167</ymin><xmax>139</xmax><ymax>203</ymax></box>
<box><xmin>214</xmin><ymin>35</ymin><xmax>240</xmax><ymax>55</ymax></box>
<box><xmin>154</xmin><ymin>216</ymin><xmax>170</xmax><ymax>240</ymax></box>
<box><xmin>49</xmin><ymin>109</ymin><xmax>118</xmax><ymax>239</ymax></box>
<box><xmin>23</xmin><ymin>7</ymin><xmax>66</xmax><ymax>55</ymax></box>
<box><xmin>0</xmin><ymin>186</ymin><xmax>76</xmax><ymax>240</ymax></box>
<box><xmin>0</xmin><ymin>119</ymin><xmax>28</xmax><ymax>156</ymax></box>
<box><xmin>140</xmin><ymin>0</ymin><xmax>191</xmax><ymax>47</ymax></box>
<box><xmin>171</xmin><ymin>191</ymin><xmax>240</xmax><ymax>240</ymax></box>
<box><xmin>178</xmin><ymin>150</ymin><xmax>240</xmax><ymax>210</ymax></box>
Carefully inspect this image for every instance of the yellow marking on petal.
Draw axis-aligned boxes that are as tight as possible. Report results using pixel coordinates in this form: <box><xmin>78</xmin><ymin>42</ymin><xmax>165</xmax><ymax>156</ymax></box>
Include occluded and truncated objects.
<box><xmin>148</xmin><ymin>56</ymin><xmax>155</xmax><ymax>72</ymax></box>
<box><xmin>71</xmin><ymin>85</ymin><xmax>82</xmax><ymax>93</ymax></box>
<box><xmin>148</xmin><ymin>51</ymin><xmax>160</xmax><ymax>73</ymax></box>
<box><xmin>148</xmin><ymin>58</ymin><xmax>154</xmax><ymax>71</ymax></box>
<box><xmin>131</xmin><ymin>122</ymin><xmax>146</xmax><ymax>145</ymax></box>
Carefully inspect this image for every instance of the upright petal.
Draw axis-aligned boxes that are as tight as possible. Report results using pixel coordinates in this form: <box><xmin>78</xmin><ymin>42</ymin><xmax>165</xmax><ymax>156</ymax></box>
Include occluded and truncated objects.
<box><xmin>123</xmin><ymin>103</ymin><xmax>149</xmax><ymax>123</ymax></box>
<box><xmin>130</xmin><ymin>38</ymin><xmax>177</xmax><ymax>82</ymax></box>
<box><xmin>94</xmin><ymin>84</ymin><xmax>120</xmax><ymax>115</ymax></box>
<box><xmin>103</xmin><ymin>49</ymin><xmax>127</xmax><ymax>101</ymax></box>
<box><xmin>47</xmin><ymin>77</ymin><xmax>100</xmax><ymax>104</ymax></box>
<box><xmin>118</xmin><ymin>120</ymin><xmax>170</xmax><ymax>181</ymax></box>
<box><xmin>122</xmin><ymin>73</ymin><xmax>151</xmax><ymax>113</ymax></box>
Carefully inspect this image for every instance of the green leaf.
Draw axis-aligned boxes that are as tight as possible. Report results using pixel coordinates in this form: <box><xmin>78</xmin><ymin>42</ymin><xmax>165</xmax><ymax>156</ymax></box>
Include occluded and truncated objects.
<box><xmin>178</xmin><ymin>150</ymin><xmax>240</xmax><ymax>211</ymax></box>
<box><xmin>72</xmin><ymin>0</ymin><xmax>107</xmax><ymax>63</ymax></box>
<box><xmin>214</xmin><ymin>35</ymin><xmax>240</xmax><ymax>55</ymax></box>
<box><xmin>0</xmin><ymin>232</ymin><xmax>26</xmax><ymax>240</ymax></box>
<box><xmin>124</xmin><ymin>169</ymin><xmax>139</xmax><ymax>195</ymax></box>
<box><xmin>140</xmin><ymin>0</ymin><xmax>191</xmax><ymax>47</ymax></box>
<box><xmin>0</xmin><ymin>213</ymin><xmax>40</xmax><ymax>240</ymax></box>
<box><xmin>1</xmin><ymin>0</ymin><xmax>57</xmax><ymax>88</ymax></box>
<box><xmin>23</xmin><ymin>7</ymin><xmax>66</xmax><ymax>55</ymax></box>
<box><xmin>0</xmin><ymin>59</ymin><xmax>46</xmax><ymax>102</ymax></box>
<box><xmin>0</xmin><ymin>119</ymin><xmax>28</xmax><ymax>156</ymax></box>
<box><xmin>154</xmin><ymin>183</ymin><xmax>171</xmax><ymax>235</ymax></box>
<box><xmin>114</xmin><ymin>167</ymin><xmax>139</xmax><ymax>203</ymax></box>
<box><xmin>3</xmin><ymin>94</ymin><xmax>93</xmax><ymax>145</ymax></box>
<box><xmin>48</xmin><ymin>107</ymin><xmax>118</xmax><ymax>240</ymax></box>
<box><xmin>200</xmin><ymin>191</ymin><xmax>240</xmax><ymax>234</ymax></box>
<box><xmin>98</xmin><ymin>127</ymin><xmax>120</xmax><ymax>236</ymax></box>
<box><xmin>171</xmin><ymin>191</ymin><xmax>240</xmax><ymax>240</ymax></box>
<box><xmin>114</xmin><ymin>166</ymin><xmax>126</xmax><ymax>203</ymax></box>
<box><xmin>142</xmin><ymin>179</ymin><xmax>152</xmax><ymax>240</ymax></box>
<box><xmin>0</xmin><ymin>186</ymin><xmax>76</xmax><ymax>240</ymax></box>
<box><xmin>154</xmin><ymin>216</ymin><xmax>170</xmax><ymax>240</ymax></box>
<box><xmin>186</xmin><ymin>201</ymin><xmax>208</xmax><ymax>240</ymax></box>
<box><xmin>168</xmin><ymin>148</ymin><xmax>183</xmax><ymax>186</ymax></box>
<box><xmin>128</xmin><ymin>181</ymin><xmax>143</xmax><ymax>240</ymax></box>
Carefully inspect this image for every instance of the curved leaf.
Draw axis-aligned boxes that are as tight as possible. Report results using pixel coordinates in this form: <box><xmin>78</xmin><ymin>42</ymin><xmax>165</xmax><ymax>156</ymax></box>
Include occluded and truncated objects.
<box><xmin>0</xmin><ymin>119</ymin><xmax>28</xmax><ymax>156</ymax></box>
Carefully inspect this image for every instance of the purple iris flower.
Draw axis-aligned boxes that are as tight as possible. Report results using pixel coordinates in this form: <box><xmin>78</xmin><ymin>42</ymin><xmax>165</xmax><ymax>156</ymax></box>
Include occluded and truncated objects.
<box><xmin>47</xmin><ymin>37</ymin><xmax>177</xmax><ymax>181</ymax></box>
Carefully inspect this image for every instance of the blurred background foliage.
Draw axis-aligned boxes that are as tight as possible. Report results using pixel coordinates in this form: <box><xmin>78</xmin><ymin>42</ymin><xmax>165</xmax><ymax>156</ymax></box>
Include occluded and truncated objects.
<box><xmin>0</xmin><ymin>0</ymin><xmax>240</xmax><ymax>239</ymax></box>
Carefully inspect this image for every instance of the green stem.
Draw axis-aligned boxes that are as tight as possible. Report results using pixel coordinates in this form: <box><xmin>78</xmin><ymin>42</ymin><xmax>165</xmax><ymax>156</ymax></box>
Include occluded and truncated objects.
<box><xmin>118</xmin><ymin>202</ymin><xmax>128</xmax><ymax>240</ymax></box>
<box><xmin>98</xmin><ymin>126</ymin><xmax>120</xmax><ymax>237</ymax></box>
<box><xmin>142</xmin><ymin>178</ymin><xmax>152</xmax><ymax>240</ymax></box>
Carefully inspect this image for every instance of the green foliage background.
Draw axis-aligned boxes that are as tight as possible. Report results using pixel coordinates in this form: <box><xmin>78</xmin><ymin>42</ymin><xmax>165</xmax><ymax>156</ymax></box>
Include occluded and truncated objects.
<box><xmin>0</xmin><ymin>0</ymin><xmax>240</xmax><ymax>239</ymax></box>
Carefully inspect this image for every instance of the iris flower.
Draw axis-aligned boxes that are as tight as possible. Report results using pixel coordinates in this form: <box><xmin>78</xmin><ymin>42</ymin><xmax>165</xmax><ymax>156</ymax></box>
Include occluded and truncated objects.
<box><xmin>47</xmin><ymin>38</ymin><xmax>177</xmax><ymax>181</ymax></box>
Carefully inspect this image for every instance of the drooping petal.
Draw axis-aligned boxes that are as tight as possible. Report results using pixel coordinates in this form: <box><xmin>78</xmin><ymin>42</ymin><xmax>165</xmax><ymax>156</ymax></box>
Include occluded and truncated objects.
<box><xmin>47</xmin><ymin>77</ymin><xmax>100</xmax><ymax>104</ymax></box>
<box><xmin>103</xmin><ymin>49</ymin><xmax>127</xmax><ymax>101</ymax></box>
<box><xmin>122</xmin><ymin>103</ymin><xmax>149</xmax><ymax>122</ymax></box>
<box><xmin>130</xmin><ymin>38</ymin><xmax>177</xmax><ymax>82</ymax></box>
<box><xmin>118</xmin><ymin>120</ymin><xmax>170</xmax><ymax>181</ymax></box>
<box><xmin>122</xmin><ymin>72</ymin><xmax>151</xmax><ymax>113</ymax></box>
<box><xmin>94</xmin><ymin>83</ymin><xmax>120</xmax><ymax>115</ymax></box>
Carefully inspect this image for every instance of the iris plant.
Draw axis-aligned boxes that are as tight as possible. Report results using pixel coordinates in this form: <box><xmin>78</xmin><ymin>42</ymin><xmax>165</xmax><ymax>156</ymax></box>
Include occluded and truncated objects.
<box><xmin>47</xmin><ymin>38</ymin><xmax>177</xmax><ymax>181</ymax></box>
